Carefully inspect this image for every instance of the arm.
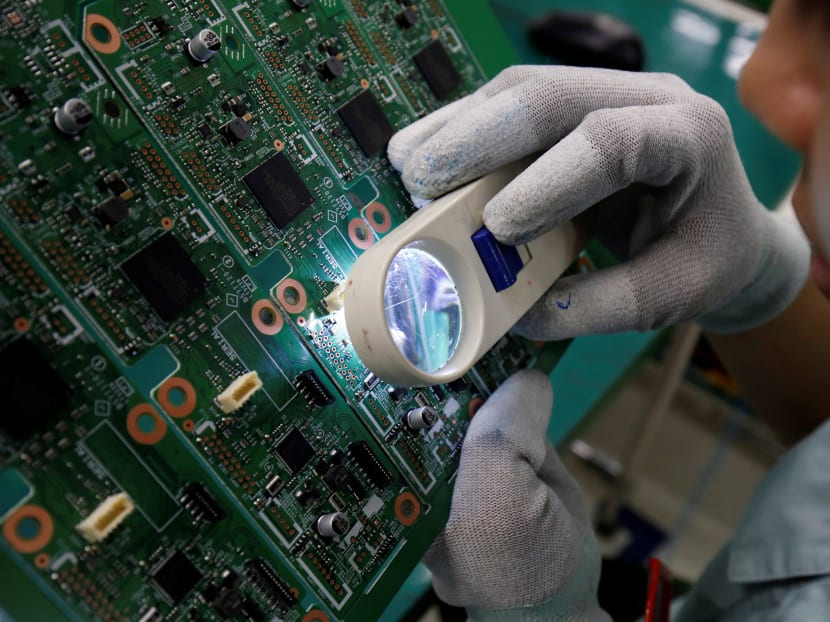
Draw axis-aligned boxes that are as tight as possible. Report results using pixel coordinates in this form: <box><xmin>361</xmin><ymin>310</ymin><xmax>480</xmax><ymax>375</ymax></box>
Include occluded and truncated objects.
<box><xmin>707</xmin><ymin>276</ymin><xmax>830</xmax><ymax>446</ymax></box>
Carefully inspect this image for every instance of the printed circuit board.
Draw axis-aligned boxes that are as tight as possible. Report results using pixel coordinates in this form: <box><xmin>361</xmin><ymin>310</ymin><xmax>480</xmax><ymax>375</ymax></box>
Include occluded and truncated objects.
<box><xmin>0</xmin><ymin>1</ymin><xmax>565</xmax><ymax>620</ymax></box>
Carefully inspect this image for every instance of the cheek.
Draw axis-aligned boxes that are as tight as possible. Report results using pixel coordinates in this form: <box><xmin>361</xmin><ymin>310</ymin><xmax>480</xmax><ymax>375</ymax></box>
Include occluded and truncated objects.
<box><xmin>810</xmin><ymin>108</ymin><xmax>830</xmax><ymax>256</ymax></box>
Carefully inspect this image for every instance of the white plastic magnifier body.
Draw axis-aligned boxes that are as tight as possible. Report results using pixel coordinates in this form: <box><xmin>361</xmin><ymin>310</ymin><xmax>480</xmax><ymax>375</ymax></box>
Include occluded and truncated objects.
<box><xmin>344</xmin><ymin>158</ymin><xmax>586</xmax><ymax>387</ymax></box>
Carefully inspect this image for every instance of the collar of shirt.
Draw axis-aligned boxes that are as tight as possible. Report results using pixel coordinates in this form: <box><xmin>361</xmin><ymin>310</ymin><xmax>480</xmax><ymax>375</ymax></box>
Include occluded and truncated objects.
<box><xmin>727</xmin><ymin>417</ymin><xmax>830</xmax><ymax>583</ymax></box>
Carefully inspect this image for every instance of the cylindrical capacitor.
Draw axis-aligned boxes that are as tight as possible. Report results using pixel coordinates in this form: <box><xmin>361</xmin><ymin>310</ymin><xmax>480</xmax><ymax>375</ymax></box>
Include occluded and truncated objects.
<box><xmin>405</xmin><ymin>406</ymin><xmax>438</xmax><ymax>431</ymax></box>
<box><xmin>291</xmin><ymin>0</ymin><xmax>313</xmax><ymax>8</ymax></box>
<box><xmin>54</xmin><ymin>98</ymin><xmax>93</xmax><ymax>135</ymax></box>
<box><xmin>187</xmin><ymin>29</ymin><xmax>221</xmax><ymax>63</ymax></box>
<box><xmin>316</xmin><ymin>512</ymin><xmax>349</xmax><ymax>538</ymax></box>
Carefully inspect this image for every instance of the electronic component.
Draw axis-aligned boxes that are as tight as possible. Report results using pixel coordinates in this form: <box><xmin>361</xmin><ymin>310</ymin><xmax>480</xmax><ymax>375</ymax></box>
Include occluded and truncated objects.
<box><xmin>322</xmin><ymin>281</ymin><xmax>346</xmax><ymax>312</ymax></box>
<box><xmin>222</xmin><ymin>117</ymin><xmax>251</xmax><ymax>145</ymax></box>
<box><xmin>337</xmin><ymin>90</ymin><xmax>395</xmax><ymax>157</ymax></box>
<box><xmin>243</xmin><ymin>152</ymin><xmax>314</xmax><ymax>228</ymax></box>
<box><xmin>95</xmin><ymin>196</ymin><xmax>129</xmax><ymax>228</ymax></box>
<box><xmin>294</xmin><ymin>369</ymin><xmax>335</xmax><ymax>407</ymax></box>
<box><xmin>137</xmin><ymin>607</ymin><xmax>162</xmax><ymax>622</ymax></box>
<box><xmin>186</xmin><ymin>28</ymin><xmax>221</xmax><ymax>63</ymax></box>
<box><xmin>151</xmin><ymin>549</ymin><xmax>203</xmax><ymax>603</ymax></box>
<box><xmin>413</xmin><ymin>40</ymin><xmax>462</xmax><ymax>100</ymax></box>
<box><xmin>348</xmin><ymin>441</ymin><xmax>392</xmax><ymax>489</ymax></box>
<box><xmin>54</xmin><ymin>98</ymin><xmax>93</xmax><ymax>135</ymax></box>
<box><xmin>388</xmin><ymin>386</ymin><xmax>407</xmax><ymax>402</ymax></box>
<box><xmin>121</xmin><ymin>233</ymin><xmax>208</xmax><ymax>322</ymax></box>
<box><xmin>274</xmin><ymin>428</ymin><xmax>315</xmax><ymax>474</ymax></box>
<box><xmin>364</xmin><ymin>372</ymin><xmax>379</xmax><ymax>391</ymax></box>
<box><xmin>315</xmin><ymin>512</ymin><xmax>349</xmax><ymax>538</ymax></box>
<box><xmin>290</xmin><ymin>0</ymin><xmax>313</xmax><ymax>8</ymax></box>
<box><xmin>179</xmin><ymin>482</ymin><xmax>225</xmax><ymax>523</ymax></box>
<box><xmin>322</xmin><ymin>464</ymin><xmax>349</xmax><ymax>490</ymax></box>
<box><xmin>216</xmin><ymin>371</ymin><xmax>262</xmax><ymax>413</ymax></box>
<box><xmin>319</xmin><ymin>56</ymin><xmax>345</xmax><ymax>81</ymax></box>
<box><xmin>76</xmin><ymin>492</ymin><xmax>135</xmax><ymax>543</ymax></box>
<box><xmin>0</xmin><ymin>337</ymin><xmax>69</xmax><ymax>438</ymax></box>
<box><xmin>244</xmin><ymin>559</ymin><xmax>297</xmax><ymax>610</ymax></box>
<box><xmin>396</xmin><ymin>7</ymin><xmax>418</xmax><ymax>28</ymax></box>
<box><xmin>265</xmin><ymin>474</ymin><xmax>285</xmax><ymax>496</ymax></box>
<box><xmin>405</xmin><ymin>406</ymin><xmax>437</xmax><ymax>431</ymax></box>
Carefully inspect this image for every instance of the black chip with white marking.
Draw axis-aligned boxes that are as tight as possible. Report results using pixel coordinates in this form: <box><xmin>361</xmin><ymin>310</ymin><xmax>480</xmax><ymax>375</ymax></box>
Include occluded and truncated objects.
<box><xmin>274</xmin><ymin>427</ymin><xmax>315</xmax><ymax>475</ymax></box>
<box><xmin>122</xmin><ymin>233</ymin><xmax>208</xmax><ymax>321</ymax></box>
<box><xmin>413</xmin><ymin>40</ymin><xmax>462</xmax><ymax>100</ymax></box>
<box><xmin>243</xmin><ymin>152</ymin><xmax>314</xmax><ymax>228</ymax></box>
<box><xmin>336</xmin><ymin>90</ymin><xmax>395</xmax><ymax>157</ymax></box>
<box><xmin>151</xmin><ymin>549</ymin><xmax>203</xmax><ymax>604</ymax></box>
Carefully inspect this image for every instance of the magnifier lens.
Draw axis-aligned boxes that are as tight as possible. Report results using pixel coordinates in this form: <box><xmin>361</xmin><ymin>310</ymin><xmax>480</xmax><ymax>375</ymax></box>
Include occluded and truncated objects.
<box><xmin>384</xmin><ymin>246</ymin><xmax>462</xmax><ymax>373</ymax></box>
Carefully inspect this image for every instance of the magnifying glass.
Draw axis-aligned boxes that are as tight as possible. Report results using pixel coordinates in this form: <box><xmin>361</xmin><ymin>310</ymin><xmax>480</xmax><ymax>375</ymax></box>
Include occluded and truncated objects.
<box><xmin>344</xmin><ymin>158</ymin><xmax>586</xmax><ymax>387</ymax></box>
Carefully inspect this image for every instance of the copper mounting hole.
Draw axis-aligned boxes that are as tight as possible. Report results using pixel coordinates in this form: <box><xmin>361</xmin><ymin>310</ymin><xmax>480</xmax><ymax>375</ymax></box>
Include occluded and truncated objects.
<box><xmin>276</xmin><ymin>279</ymin><xmax>308</xmax><ymax>314</ymax></box>
<box><xmin>2</xmin><ymin>505</ymin><xmax>55</xmax><ymax>554</ymax></box>
<box><xmin>157</xmin><ymin>376</ymin><xmax>197</xmax><ymax>418</ymax></box>
<box><xmin>251</xmin><ymin>299</ymin><xmax>284</xmax><ymax>335</ymax></box>
<box><xmin>126</xmin><ymin>403</ymin><xmax>168</xmax><ymax>445</ymax></box>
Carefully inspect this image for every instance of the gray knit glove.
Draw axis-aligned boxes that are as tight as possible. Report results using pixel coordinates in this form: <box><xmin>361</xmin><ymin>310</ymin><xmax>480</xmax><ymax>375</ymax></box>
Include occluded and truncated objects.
<box><xmin>388</xmin><ymin>66</ymin><xmax>809</xmax><ymax>338</ymax></box>
<box><xmin>424</xmin><ymin>370</ymin><xmax>610</xmax><ymax>621</ymax></box>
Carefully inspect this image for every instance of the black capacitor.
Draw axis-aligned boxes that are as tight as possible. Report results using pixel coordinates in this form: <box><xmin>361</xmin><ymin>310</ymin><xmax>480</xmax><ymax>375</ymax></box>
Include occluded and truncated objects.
<box><xmin>405</xmin><ymin>406</ymin><xmax>438</xmax><ymax>431</ymax></box>
<box><xmin>54</xmin><ymin>98</ymin><xmax>93</xmax><ymax>135</ymax></box>
<box><xmin>315</xmin><ymin>512</ymin><xmax>349</xmax><ymax>538</ymax></box>
<box><xmin>186</xmin><ymin>28</ymin><xmax>221</xmax><ymax>63</ymax></box>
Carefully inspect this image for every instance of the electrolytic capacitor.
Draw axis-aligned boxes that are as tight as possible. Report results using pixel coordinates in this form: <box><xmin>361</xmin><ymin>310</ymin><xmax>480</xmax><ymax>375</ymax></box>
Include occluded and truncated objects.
<box><xmin>186</xmin><ymin>29</ymin><xmax>221</xmax><ymax>63</ymax></box>
<box><xmin>54</xmin><ymin>98</ymin><xmax>93</xmax><ymax>135</ymax></box>
<box><xmin>405</xmin><ymin>406</ymin><xmax>438</xmax><ymax>431</ymax></box>
<box><xmin>315</xmin><ymin>512</ymin><xmax>349</xmax><ymax>538</ymax></box>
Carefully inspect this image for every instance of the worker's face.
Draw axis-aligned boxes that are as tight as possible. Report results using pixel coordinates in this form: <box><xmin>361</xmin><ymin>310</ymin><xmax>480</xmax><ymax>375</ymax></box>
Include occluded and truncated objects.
<box><xmin>739</xmin><ymin>0</ymin><xmax>830</xmax><ymax>297</ymax></box>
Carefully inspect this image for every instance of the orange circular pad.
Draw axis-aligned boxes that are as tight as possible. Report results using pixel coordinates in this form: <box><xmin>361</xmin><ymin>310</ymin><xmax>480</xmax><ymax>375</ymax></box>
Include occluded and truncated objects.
<box><xmin>84</xmin><ymin>14</ymin><xmax>121</xmax><ymax>54</ymax></box>
<box><xmin>394</xmin><ymin>491</ymin><xmax>422</xmax><ymax>527</ymax></box>
<box><xmin>251</xmin><ymin>299</ymin><xmax>284</xmax><ymax>335</ymax></box>
<box><xmin>157</xmin><ymin>376</ymin><xmax>197</xmax><ymax>418</ymax></box>
<box><xmin>3</xmin><ymin>505</ymin><xmax>54</xmax><ymax>554</ymax></box>
<box><xmin>276</xmin><ymin>278</ymin><xmax>308</xmax><ymax>314</ymax></box>
<box><xmin>126</xmin><ymin>403</ymin><xmax>167</xmax><ymax>445</ymax></box>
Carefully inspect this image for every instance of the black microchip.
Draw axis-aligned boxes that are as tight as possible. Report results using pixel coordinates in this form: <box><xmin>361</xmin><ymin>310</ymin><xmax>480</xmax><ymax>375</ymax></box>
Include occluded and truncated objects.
<box><xmin>336</xmin><ymin>90</ymin><xmax>395</xmax><ymax>157</ymax></box>
<box><xmin>243</xmin><ymin>152</ymin><xmax>314</xmax><ymax>228</ymax></box>
<box><xmin>413</xmin><ymin>40</ymin><xmax>462</xmax><ymax>100</ymax></box>
<box><xmin>0</xmin><ymin>338</ymin><xmax>70</xmax><ymax>439</ymax></box>
<box><xmin>274</xmin><ymin>428</ymin><xmax>315</xmax><ymax>475</ymax></box>
<box><xmin>96</xmin><ymin>197</ymin><xmax>129</xmax><ymax>228</ymax></box>
<box><xmin>122</xmin><ymin>233</ymin><xmax>208</xmax><ymax>321</ymax></box>
<box><xmin>151</xmin><ymin>550</ymin><xmax>203</xmax><ymax>603</ymax></box>
<box><xmin>197</xmin><ymin>123</ymin><xmax>212</xmax><ymax>138</ymax></box>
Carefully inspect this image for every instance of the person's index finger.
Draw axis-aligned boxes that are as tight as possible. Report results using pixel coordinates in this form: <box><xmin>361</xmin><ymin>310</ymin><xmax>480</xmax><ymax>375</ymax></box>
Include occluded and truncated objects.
<box><xmin>400</xmin><ymin>89</ymin><xmax>542</xmax><ymax>198</ymax></box>
<box><xmin>387</xmin><ymin>95</ymin><xmax>473</xmax><ymax>172</ymax></box>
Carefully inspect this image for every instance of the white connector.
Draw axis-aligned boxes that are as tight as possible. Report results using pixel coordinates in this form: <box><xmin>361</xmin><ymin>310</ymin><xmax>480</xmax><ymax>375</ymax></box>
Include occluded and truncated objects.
<box><xmin>217</xmin><ymin>371</ymin><xmax>262</xmax><ymax>413</ymax></box>
<box><xmin>77</xmin><ymin>492</ymin><xmax>135</xmax><ymax>543</ymax></box>
<box><xmin>322</xmin><ymin>282</ymin><xmax>347</xmax><ymax>312</ymax></box>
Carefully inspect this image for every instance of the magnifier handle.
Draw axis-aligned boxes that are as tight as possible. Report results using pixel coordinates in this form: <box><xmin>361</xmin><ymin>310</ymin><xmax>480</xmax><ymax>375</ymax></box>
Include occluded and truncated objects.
<box><xmin>345</xmin><ymin>158</ymin><xmax>587</xmax><ymax>387</ymax></box>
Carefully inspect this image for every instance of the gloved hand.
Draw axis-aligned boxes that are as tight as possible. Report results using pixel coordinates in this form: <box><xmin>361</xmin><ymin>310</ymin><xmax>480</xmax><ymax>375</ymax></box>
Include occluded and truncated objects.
<box><xmin>424</xmin><ymin>370</ymin><xmax>610</xmax><ymax>621</ymax></box>
<box><xmin>388</xmin><ymin>66</ymin><xmax>810</xmax><ymax>338</ymax></box>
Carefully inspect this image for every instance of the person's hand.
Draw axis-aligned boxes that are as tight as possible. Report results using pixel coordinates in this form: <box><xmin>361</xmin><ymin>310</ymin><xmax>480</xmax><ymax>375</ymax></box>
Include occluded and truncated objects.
<box><xmin>424</xmin><ymin>370</ymin><xmax>610</xmax><ymax>621</ymax></box>
<box><xmin>388</xmin><ymin>66</ymin><xmax>810</xmax><ymax>338</ymax></box>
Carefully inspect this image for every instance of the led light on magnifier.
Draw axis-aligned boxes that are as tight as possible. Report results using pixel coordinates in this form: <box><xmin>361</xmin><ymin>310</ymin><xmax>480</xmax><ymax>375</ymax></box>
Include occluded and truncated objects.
<box><xmin>383</xmin><ymin>246</ymin><xmax>461</xmax><ymax>373</ymax></box>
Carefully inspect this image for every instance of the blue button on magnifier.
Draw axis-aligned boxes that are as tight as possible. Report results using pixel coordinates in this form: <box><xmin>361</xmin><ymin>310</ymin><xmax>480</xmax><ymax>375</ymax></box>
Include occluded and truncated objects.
<box><xmin>344</xmin><ymin>158</ymin><xmax>586</xmax><ymax>387</ymax></box>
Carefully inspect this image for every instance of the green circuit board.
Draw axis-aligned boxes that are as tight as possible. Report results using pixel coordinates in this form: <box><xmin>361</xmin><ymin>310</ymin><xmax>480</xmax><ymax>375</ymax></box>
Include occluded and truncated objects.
<box><xmin>0</xmin><ymin>1</ymin><xmax>565</xmax><ymax>620</ymax></box>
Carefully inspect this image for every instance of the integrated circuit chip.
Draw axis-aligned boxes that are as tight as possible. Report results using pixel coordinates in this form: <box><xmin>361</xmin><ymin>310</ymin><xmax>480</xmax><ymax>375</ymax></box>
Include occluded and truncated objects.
<box><xmin>151</xmin><ymin>549</ymin><xmax>203</xmax><ymax>603</ymax></box>
<box><xmin>0</xmin><ymin>337</ymin><xmax>69</xmax><ymax>438</ymax></box>
<box><xmin>413</xmin><ymin>40</ymin><xmax>462</xmax><ymax>100</ymax></box>
<box><xmin>121</xmin><ymin>233</ymin><xmax>208</xmax><ymax>321</ymax></box>
<box><xmin>274</xmin><ymin>428</ymin><xmax>315</xmax><ymax>475</ymax></box>
<box><xmin>336</xmin><ymin>90</ymin><xmax>395</xmax><ymax>157</ymax></box>
<box><xmin>243</xmin><ymin>152</ymin><xmax>314</xmax><ymax>229</ymax></box>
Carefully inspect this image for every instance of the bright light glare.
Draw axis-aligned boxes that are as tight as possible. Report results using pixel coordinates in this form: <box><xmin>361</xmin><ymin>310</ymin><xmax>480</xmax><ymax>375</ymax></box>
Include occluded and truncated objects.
<box><xmin>384</xmin><ymin>246</ymin><xmax>461</xmax><ymax>373</ymax></box>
